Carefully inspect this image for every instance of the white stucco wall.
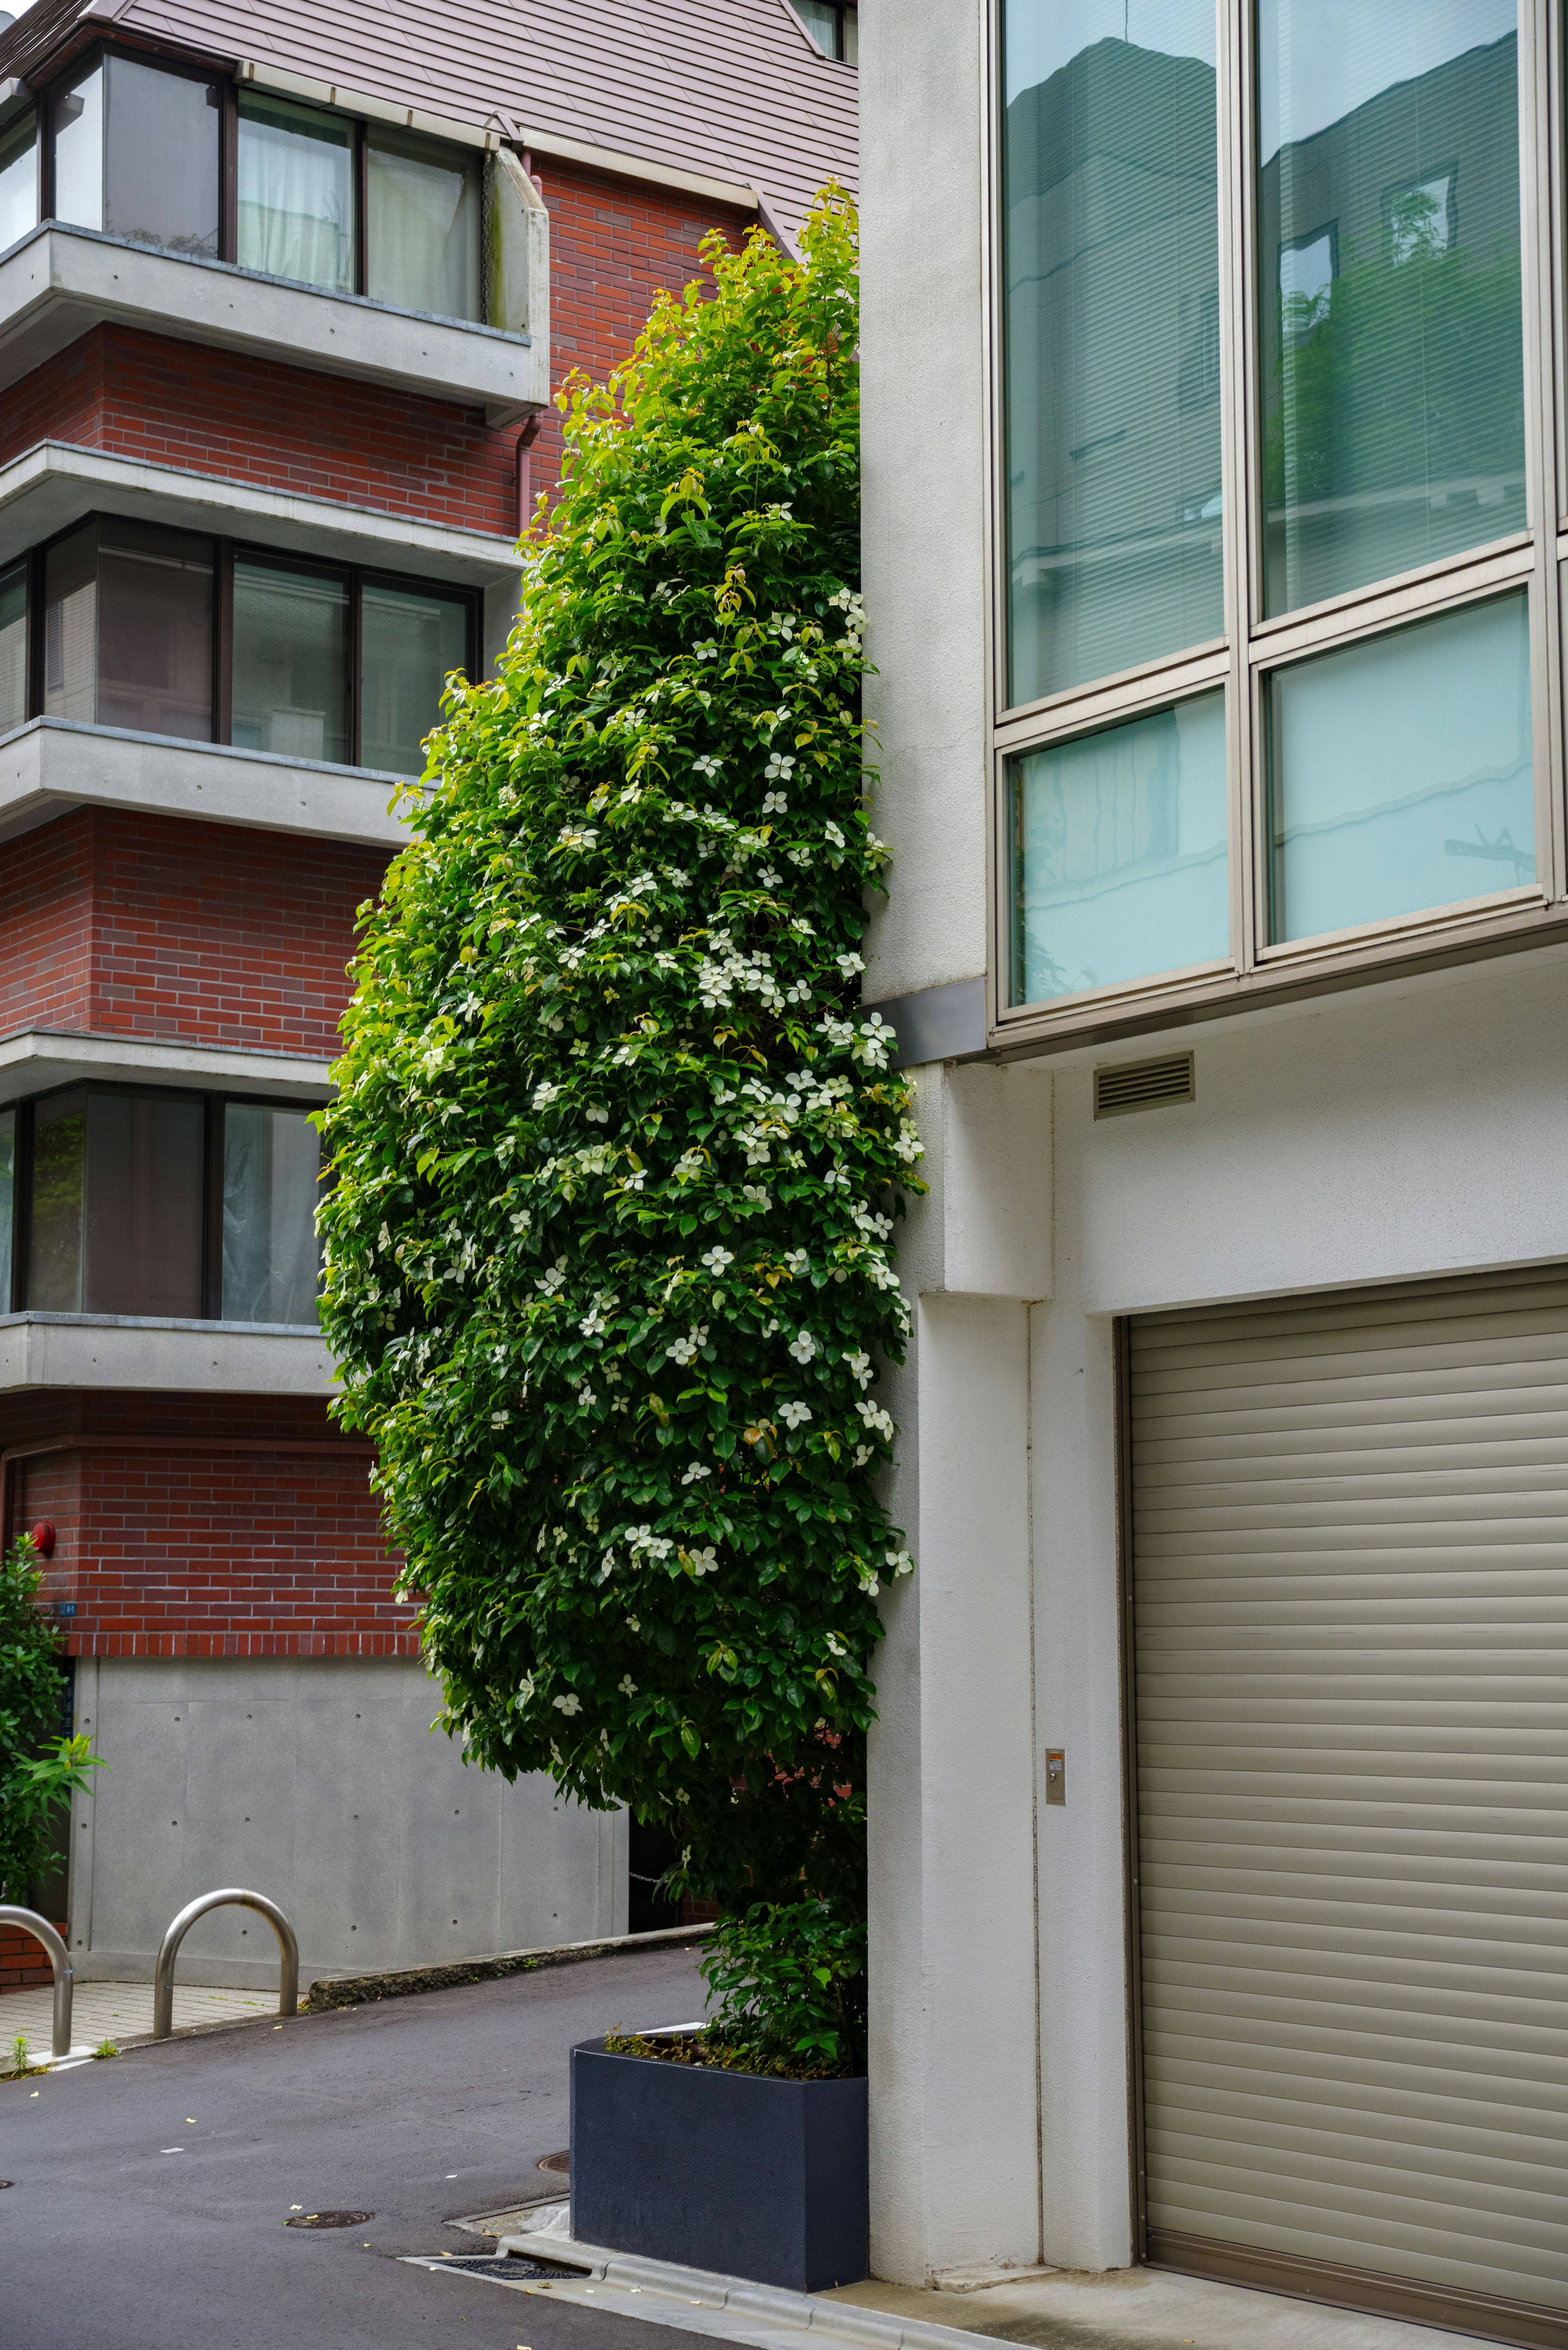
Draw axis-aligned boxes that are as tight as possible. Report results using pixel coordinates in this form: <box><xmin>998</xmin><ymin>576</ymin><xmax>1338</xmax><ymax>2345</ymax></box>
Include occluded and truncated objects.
<box><xmin>67</xmin><ymin>1656</ymin><xmax>626</xmax><ymax>1987</ymax></box>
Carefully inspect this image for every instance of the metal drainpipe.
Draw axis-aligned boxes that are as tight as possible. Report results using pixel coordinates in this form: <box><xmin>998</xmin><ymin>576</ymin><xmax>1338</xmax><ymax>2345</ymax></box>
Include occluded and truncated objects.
<box><xmin>516</xmin><ymin>411</ymin><xmax>543</xmax><ymax>538</ymax></box>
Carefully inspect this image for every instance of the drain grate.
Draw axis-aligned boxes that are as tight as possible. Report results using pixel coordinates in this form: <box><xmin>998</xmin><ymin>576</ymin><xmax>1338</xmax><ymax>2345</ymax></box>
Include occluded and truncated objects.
<box><xmin>407</xmin><ymin>2253</ymin><xmax>559</xmax><ymax>2279</ymax></box>
<box><xmin>285</xmin><ymin>2210</ymin><xmax>374</xmax><ymax>2229</ymax></box>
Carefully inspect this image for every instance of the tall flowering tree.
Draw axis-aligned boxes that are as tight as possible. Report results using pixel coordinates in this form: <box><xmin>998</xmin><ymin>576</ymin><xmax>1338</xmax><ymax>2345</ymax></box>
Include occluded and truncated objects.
<box><xmin>318</xmin><ymin>196</ymin><xmax>919</xmax><ymax>2062</ymax></box>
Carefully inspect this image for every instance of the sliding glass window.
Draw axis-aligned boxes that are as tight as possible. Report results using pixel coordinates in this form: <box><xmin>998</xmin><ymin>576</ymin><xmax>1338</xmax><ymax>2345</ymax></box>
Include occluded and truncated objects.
<box><xmin>0</xmin><ymin>561</ymin><xmax>24</xmax><ymax>733</ymax></box>
<box><xmin>995</xmin><ymin>0</ymin><xmax>1546</xmax><ymax>1039</ymax></box>
<box><xmin>366</xmin><ymin>125</ymin><xmax>481</xmax><ymax>319</ymax></box>
<box><xmin>0</xmin><ymin>106</ymin><xmax>36</xmax><ymax>253</ymax></box>
<box><xmin>10</xmin><ymin>1087</ymin><xmax>322</xmax><ymax>1324</ymax></box>
<box><xmin>51</xmin><ymin>50</ymin><xmax>220</xmax><ymax>258</ymax></box>
<box><xmin>1002</xmin><ymin>0</ymin><xmax>1222</xmax><ymax>704</ymax></box>
<box><xmin>236</xmin><ymin>89</ymin><xmax>354</xmax><ymax>293</ymax></box>
<box><xmin>43</xmin><ymin>518</ymin><xmax>214</xmax><ymax>738</ymax></box>
<box><xmin>232</xmin><ymin>559</ymin><xmax>351</xmax><ymax>763</ymax></box>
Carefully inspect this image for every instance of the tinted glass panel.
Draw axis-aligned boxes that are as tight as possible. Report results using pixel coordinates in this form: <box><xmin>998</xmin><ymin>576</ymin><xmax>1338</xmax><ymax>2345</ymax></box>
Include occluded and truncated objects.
<box><xmin>361</xmin><ymin>582</ymin><xmax>468</xmax><ymax>775</ymax></box>
<box><xmin>222</xmin><ymin>1104</ymin><xmax>321</xmax><ymax>1325</ymax></box>
<box><xmin>1010</xmin><ymin>689</ymin><xmax>1227</xmax><ymax>1003</ymax></box>
<box><xmin>52</xmin><ymin>59</ymin><xmax>103</xmax><ymax>232</ymax></box>
<box><xmin>793</xmin><ymin>1</ymin><xmax>840</xmax><ymax>55</ymax></box>
<box><xmin>0</xmin><ymin>107</ymin><xmax>37</xmax><ymax>252</ymax></box>
<box><xmin>27</xmin><ymin>1088</ymin><xmax>204</xmax><ymax>1316</ymax></box>
<box><xmin>1003</xmin><ymin>0</ymin><xmax>1222</xmax><ymax>704</ymax></box>
<box><xmin>103</xmin><ymin>54</ymin><xmax>220</xmax><ymax>258</ymax></box>
<box><xmin>43</xmin><ymin>521</ymin><xmax>98</xmax><ymax>723</ymax></box>
<box><xmin>232</xmin><ymin>561</ymin><xmax>350</xmax><ymax>762</ymax></box>
<box><xmin>237</xmin><ymin>91</ymin><xmax>354</xmax><ymax>292</ymax></box>
<box><xmin>366</xmin><ymin>125</ymin><xmax>481</xmax><ymax>320</ymax></box>
<box><xmin>1267</xmin><ymin>593</ymin><xmax>1532</xmax><ymax>943</ymax></box>
<box><xmin>0</xmin><ymin>1107</ymin><xmax>13</xmax><ymax>1314</ymax></box>
<box><xmin>0</xmin><ymin>560</ymin><xmax>24</xmax><ymax>732</ymax></box>
<box><xmin>97</xmin><ymin>520</ymin><xmax>213</xmax><ymax>738</ymax></box>
<box><xmin>1258</xmin><ymin>0</ymin><xmax>1524</xmax><ymax>615</ymax></box>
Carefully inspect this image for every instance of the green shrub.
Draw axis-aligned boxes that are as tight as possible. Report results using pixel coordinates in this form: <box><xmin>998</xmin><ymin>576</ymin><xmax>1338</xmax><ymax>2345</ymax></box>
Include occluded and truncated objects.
<box><xmin>0</xmin><ymin>1534</ymin><xmax>102</xmax><ymax>1903</ymax></box>
<box><xmin>317</xmin><ymin>192</ymin><xmax>918</xmax><ymax>2038</ymax></box>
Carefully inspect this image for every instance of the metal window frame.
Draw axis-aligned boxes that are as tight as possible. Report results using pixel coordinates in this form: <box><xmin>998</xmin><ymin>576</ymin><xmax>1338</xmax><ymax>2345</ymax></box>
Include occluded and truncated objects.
<box><xmin>36</xmin><ymin>38</ymin><xmax>231</xmax><ymax>251</ymax></box>
<box><xmin>12</xmin><ymin>1078</ymin><xmax>325</xmax><ymax>1324</ymax></box>
<box><xmin>13</xmin><ymin>507</ymin><xmax>478</xmax><ymax>772</ymax></box>
<box><xmin>986</xmin><ymin>0</ymin><xmax>1567</xmax><ymax>1058</ymax></box>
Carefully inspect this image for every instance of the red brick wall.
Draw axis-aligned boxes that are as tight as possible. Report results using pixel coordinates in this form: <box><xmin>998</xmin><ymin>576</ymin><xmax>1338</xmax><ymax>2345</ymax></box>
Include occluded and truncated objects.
<box><xmin>8</xmin><ymin>1395</ymin><xmax>415</xmax><ymax>1658</ymax></box>
<box><xmin>0</xmin><ymin>1922</ymin><xmax>68</xmax><ymax>1996</ymax></box>
<box><xmin>0</xmin><ymin>811</ymin><xmax>386</xmax><ymax>1058</ymax></box>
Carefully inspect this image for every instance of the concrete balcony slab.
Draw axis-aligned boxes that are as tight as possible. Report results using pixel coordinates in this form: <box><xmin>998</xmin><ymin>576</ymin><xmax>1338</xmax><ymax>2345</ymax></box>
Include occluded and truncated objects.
<box><xmin>0</xmin><ymin>716</ymin><xmax>418</xmax><ymax>847</ymax></box>
<box><xmin>0</xmin><ymin>224</ymin><xmax>546</xmax><ymax>425</ymax></box>
<box><xmin>0</xmin><ymin>1313</ymin><xmax>337</xmax><ymax>1395</ymax></box>
<box><xmin>0</xmin><ymin>1030</ymin><xmax>334</xmax><ymax>1108</ymax></box>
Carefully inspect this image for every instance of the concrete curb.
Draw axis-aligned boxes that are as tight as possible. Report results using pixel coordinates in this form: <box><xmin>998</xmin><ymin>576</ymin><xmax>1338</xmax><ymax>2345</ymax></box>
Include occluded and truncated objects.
<box><xmin>302</xmin><ymin>1920</ymin><xmax>713</xmax><ymax>2012</ymax></box>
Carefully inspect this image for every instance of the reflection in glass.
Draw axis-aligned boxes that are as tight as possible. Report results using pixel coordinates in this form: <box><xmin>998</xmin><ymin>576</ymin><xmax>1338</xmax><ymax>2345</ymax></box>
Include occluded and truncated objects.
<box><xmin>26</xmin><ymin>1088</ymin><xmax>205</xmax><ymax>1316</ymax></box>
<box><xmin>232</xmin><ymin>561</ymin><xmax>350</xmax><ymax>762</ymax></box>
<box><xmin>0</xmin><ymin>108</ymin><xmax>37</xmax><ymax>254</ymax></box>
<box><xmin>366</xmin><ymin>126</ymin><xmax>480</xmax><ymax>320</ymax></box>
<box><xmin>52</xmin><ymin>60</ymin><xmax>103</xmax><ymax>232</ymax></box>
<box><xmin>103</xmin><ymin>55</ymin><xmax>220</xmax><ymax>257</ymax></box>
<box><xmin>222</xmin><ymin>1104</ymin><xmax>321</xmax><ymax>1326</ymax></box>
<box><xmin>0</xmin><ymin>561</ymin><xmax>24</xmax><ymax>732</ymax></box>
<box><xmin>237</xmin><ymin>91</ymin><xmax>354</xmax><ymax>292</ymax></box>
<box><xmin>1003</xmin><ymin>0</ymin><xmax>1222</xmax><ymax>704</ymax></box>
<box><xmin>0</xmin><ymin>1107</ymin><xmax>13</xmax><ymax>1313</ymax></box>
<box><xmin>41</xmin><ymin>520</ymin><xmax>213</xmax><ymax>738</ymax></box>
<box><xmin>1010</xmin><ymin>689</ymin><xmax>1227</xmax><ymax>1004</ymax></box>
<box><xmin>1267</xmin><ymin>593</ymin><xmax>1532</xmax><ymax>943</ymax></box>
<box><xmin>361</xmin><ymin>583</ymin><xmax>468</xmax><ymax>774</ymax></box>
<box><xmin>1258</xmin><ymin>0</ymin><xmax>1524</xmax><ymax>614</ymax></box>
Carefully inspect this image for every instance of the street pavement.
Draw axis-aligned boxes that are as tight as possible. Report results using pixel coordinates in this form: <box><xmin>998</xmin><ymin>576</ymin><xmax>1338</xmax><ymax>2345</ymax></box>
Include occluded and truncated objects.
<box><xmin>0</xmin><ymin>1942</ymin><xmax>725</xmax><ymax>2350</ymax></box>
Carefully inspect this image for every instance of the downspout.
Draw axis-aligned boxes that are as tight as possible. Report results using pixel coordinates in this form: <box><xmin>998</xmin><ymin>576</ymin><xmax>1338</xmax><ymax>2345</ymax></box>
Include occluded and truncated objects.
<box><xmin>516</xmin><ymin>410</ymin><xmax>543</xmax><ymax>539</ymax></box>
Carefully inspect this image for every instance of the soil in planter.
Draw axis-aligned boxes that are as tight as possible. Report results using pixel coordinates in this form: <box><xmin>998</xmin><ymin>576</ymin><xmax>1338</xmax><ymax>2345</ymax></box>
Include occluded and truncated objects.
<box><xmin>603</xmin><ymin>2026</ymin><xmax>856</xmax><ymax>2083</ymax></box>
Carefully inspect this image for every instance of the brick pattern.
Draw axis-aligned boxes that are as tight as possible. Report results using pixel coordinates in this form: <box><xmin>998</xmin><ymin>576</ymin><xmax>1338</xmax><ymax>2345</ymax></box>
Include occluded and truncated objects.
<box><xmin>8</xmin><ymin>1395</ymin><xmax>416</xmax><ymax>1659</ymax></box>
<box><xmin>0</xmin><ymin>811</ymin><xmax>386</xmax><ymax>1058</ymax></box>
<box><xmin>0</xmin><ymin>1922</ymin><xmax>68</xmax><ymax>1995</ymax></box>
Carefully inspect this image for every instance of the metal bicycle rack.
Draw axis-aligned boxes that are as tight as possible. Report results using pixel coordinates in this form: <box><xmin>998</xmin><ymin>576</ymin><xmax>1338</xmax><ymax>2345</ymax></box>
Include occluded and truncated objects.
<box><xmin>153</xmin><ymin>1889</ymin><xmax>300</xmax><ymax>2040</ymax></box>
<box><xmin>0</xmin><ymin>1905</ymin><xmax>74</xmax><ymax>2059</ymax></box>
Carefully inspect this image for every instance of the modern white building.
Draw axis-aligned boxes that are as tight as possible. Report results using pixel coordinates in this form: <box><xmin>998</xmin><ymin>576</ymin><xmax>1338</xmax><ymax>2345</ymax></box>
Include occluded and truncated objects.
<box><xmin>862</xmin><ymin>4</ymin><xmax>1568</xmax><ymax>2344</ymax></box>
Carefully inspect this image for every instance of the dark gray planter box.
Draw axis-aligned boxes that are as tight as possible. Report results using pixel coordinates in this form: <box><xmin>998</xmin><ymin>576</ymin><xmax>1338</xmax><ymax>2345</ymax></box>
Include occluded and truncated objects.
<box><xmin>570</xmin><ymin>2036</ymin><xmax>868</xmax><ymax>2291</ymax></box>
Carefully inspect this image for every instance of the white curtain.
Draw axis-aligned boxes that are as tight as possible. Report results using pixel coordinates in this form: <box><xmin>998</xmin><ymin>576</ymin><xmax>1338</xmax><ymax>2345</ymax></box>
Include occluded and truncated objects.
<box><xmin>238</xmin><ymin>100</ymin><xmax>353</xmax><ymax>291</ymax></box>
<box><xmin>366</xmin><ymin>129</ymin><xmax>480</xmax><ymax>319</ymax></box>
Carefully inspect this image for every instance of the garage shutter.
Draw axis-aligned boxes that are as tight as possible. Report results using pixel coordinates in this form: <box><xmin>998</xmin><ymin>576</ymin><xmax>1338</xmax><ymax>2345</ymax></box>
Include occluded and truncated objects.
<box><xmin>1129</xmin><ymin>1268</ymin><xmax>1568</xmax><ymax>2345</ymax></box>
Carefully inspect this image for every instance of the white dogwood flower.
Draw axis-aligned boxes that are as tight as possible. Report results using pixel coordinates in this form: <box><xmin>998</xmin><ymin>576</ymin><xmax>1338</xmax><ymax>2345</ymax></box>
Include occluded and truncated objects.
<box><xmin>777</xmin><ymin>1400</ymin><xmax>812</xmax><ymax>1429</ymax></box>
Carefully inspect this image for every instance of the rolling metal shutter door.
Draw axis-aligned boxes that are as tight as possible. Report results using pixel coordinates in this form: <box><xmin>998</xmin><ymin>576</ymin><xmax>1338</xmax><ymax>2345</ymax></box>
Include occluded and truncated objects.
<box><xmin>1128</xmin><ymin>1269</ymin><xmax>1568</xmax><ymax>2341</ymax></box>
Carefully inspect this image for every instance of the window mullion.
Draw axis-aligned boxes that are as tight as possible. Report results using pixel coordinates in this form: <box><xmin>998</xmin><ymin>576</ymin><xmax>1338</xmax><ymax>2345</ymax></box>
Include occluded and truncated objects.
<box><xmin>1521</xmin><ymin>0</ymin><xmax>1566</xmax><ymax>902</ymax></box>
<box><xmin>1218</xmin><ymin>0</ymin><xmax>1256</xmax><ymax>976</ymax></box>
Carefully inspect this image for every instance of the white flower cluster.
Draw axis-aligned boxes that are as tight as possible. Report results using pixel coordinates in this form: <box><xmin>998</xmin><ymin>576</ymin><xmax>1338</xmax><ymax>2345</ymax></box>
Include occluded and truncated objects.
<box><xmin>857</xmin><ymin>1398</ymin><xmax>895</xmax><ymax>1441</ymax></box>
<box><xmin>666</xmin><ymin>1324</ymin><xmax>709</xmax><ymax>1367</ymax></box>
<box><xmin>777</xmin><ymin>1399</ymin><xmax>812</xmax><ymax>1429</ymax></box>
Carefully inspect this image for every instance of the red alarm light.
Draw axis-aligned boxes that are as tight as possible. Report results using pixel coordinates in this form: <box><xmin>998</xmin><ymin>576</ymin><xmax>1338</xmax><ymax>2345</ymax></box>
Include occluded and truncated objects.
<box><xmin>31</xmin><ymin>1521</ymin><xmax>56</xmax><ymax>1558</ymax></box>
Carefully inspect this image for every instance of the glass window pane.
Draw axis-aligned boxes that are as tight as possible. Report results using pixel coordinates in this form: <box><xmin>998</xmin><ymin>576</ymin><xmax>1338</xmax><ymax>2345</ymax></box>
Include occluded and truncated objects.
<box><xmin>103</xmin><ymin>55</ymin><xmax>220</xmax><ymax>258</ymax></box>
<box><xmin>793</xmin><ymin>1</ymin><xmax>840</xmax><ymax>56</ymax></box>
<box><xmin>81</xmin><ymin>1090</ymin><xmax>205</xmax><ymax>1316</ymax></box>
<box><xmin>27</xmin><ymin>1089</ymin><xmax>88</xmax><ymax>1311</ymax></box>
<box><xmin>221</xmin><ymin>1104</ymin><xmax>321</xmax><ymax>1326</ymax></box>
<box><xmin>96</xmin><ymin>520</ymin><xmax>213</xmax><ymax>739</ymax></box>
<box><xmin>1003</xmin><ymin>1</ymin><xmax>1222</xmax><ymax>705</ymax></box>
<box><xmin>237</xmin><ymin>91</ymin><xmax>354</xmax><ymax>293</ymax></box>
<box><xmin>0</xmin><ymin>560</ymin><xmax>25</xmax><ymax>732</ymax></box>
<box><xmin>52</xmin><ymin>59</ymin><xmax>103</xmax><ymax>232</ymax></box>
<box><xmin>360</xmin><ymin>582</ymin><xmax>468</xmax><ymax>775</ymax></box>
<box><xmin>43</xmin><ymin>520</ymin><xmax>98</xmax><ymax>723</ymax></box>
<box><xmin>366</xmin><ymin>126</ymin><xmax>481</xmax><ymax>320</ymax></box>
<box><xmin>842</xmin><ymin>8</ymin><xmax>858</xmax><ymax>67</ymax></box>
<box><xmin>1258</xmin><ymin>0</ymin><xmax>1524</xmax><ymax>615</ymax></box>
<box><xmin>1009</xmin><ymin>689</ymin><xmax>1227</xmax><ymax>1004</ymax></box>
<box><xmin>0</xmin><ymin>107</ymin><xmax>37</xmax><ymax>253</ymax></box>
<box><xmin>0</xmin><ymin>1106</ymin><xmax>14</xmax><ymax>1313</ymax></box>
<box><xmin>1266</xmin><ymin>592</ymin><xmax>1532</xmax><ymax>944</ymax></box>
<box><xmin>231</xmin><ymin>561</ymin><xmax>350</xmax><ymax>762</ymax></box>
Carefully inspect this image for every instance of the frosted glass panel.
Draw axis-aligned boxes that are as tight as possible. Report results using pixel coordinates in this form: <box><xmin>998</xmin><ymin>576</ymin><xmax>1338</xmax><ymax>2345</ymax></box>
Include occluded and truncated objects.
<box><xmin>1267</xmin><ymin>592</ymin><xmax>1533</xmax><ymax>942</ymax></box>
<box><xmin>0</xmin><ymin>108</ymin><xmax>36</xmax><ymax>253</ymax></box>
<box><xmin>361</xmin><ymin>582</ymin><xmax>468</xmax><ymax>775</ymax></box>
<box><xmin>103</xmin><ymin>54</ymin><xmax>220</xmax><ymax>258</ymax></box>
<box><xmin>52</xmin><ymin>60</ymin><xmax>102</xmax><ymax>232</ymax></box>
<box><xmin>43</xmin><ymin>522</ymin><xmax>98</xmax><ymax>723</ymax></box>
<box><xmin>232</xmin><ymin>561</ymin><xmax>350</xmax><ymax>762</ymax></box>
<box><xmin>222</xmin><ymin>1104</ymin><xmax>320</xmax><ymax>1327</ymax></box>
<box><xmin>0</xmin><ymin>561</ymin><xmax>24</xmax><ymax>732</ymax></box>
<box><xmin>96</xmin><ymin>520</ymin><xmax>213</xmax><ymax>740</ymax></box>
<box><xmin>366</xmin><ymin>125</ymin><xmax>480</xmax><ymax>320</ymax></box>
<box><xmin>238</xmin><ymin>91</ymin><xmax>354</xmax><ymax>292</ymax></box>
<box><xmin>1010</xmin><ymin>689</ymin><xmax>1228</xmax><ymax>1003</ymax></box>
<box><xmin>1004</xmin><ymin>0</ymin><xmax>1223</xmax><ymax>702</ymax></box>
<box><xmin>1258</xmin><ymin>0</ymin><xmax>1524</xmax><ymax>613</ymax></box>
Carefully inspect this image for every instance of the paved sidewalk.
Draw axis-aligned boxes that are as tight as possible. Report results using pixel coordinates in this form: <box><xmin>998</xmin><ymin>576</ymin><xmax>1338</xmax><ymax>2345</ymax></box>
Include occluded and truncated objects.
<box><xmin>2</xmin><ymin>1978</ymin><xmax>278</xmax><ymax>2061</ymax></box>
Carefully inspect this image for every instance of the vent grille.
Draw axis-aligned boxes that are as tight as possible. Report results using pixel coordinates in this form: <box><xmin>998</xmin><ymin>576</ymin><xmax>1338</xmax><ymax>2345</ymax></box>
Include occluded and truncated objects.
<box><xmin>1094</xmin><ymin>1052</ymin><xmax>1194</xmax><ymax>1119</ymax></box>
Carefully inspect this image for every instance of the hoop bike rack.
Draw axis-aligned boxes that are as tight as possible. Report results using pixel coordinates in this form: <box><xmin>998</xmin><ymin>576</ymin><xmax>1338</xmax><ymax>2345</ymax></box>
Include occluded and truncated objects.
<box><xmin>0</xmin><ymin>1906</ymin><xmax>74</xmax><ymax>2058</ymax></box>
<box><xmin>153</xmin><ymin>1889</ymin><xmax>299</xmax><ymax>2039</ymax></box>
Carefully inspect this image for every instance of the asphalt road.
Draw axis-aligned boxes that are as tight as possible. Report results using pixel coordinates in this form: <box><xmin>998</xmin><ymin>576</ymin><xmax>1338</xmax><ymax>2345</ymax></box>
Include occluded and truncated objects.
<box><xmin>0</xmin><ymin>1943</ymin><xmax>724</xmax><ymax>2350</ymax></box>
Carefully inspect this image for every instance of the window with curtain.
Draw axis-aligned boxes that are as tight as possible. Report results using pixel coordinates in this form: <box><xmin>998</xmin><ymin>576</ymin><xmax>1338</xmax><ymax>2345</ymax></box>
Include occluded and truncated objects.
<box><xmin>360</xmin><ymin>581</ymin><xmax>469</xmax><ymax>774</ymax></box>
<box><xmin>26</xmin><ymin>1088</ymin><xmax>205</xmax><ymax>1318</ymax></box>
<box><xmin>41</xmin><ymin>518</ymin><xmax>213</xmax><ymax>739</ymax></box>
<box><xmin>0</xmin><ymin>561</ymin><xmax>24</xmax><ymax>732</ymax></box>
<box><xmin>237</xmin><ymin>89</ymin><xmax>354</xmax><ymax>292</ymax></box>
<box><xmin>366</xmin><ymin>123</ymin><xmax>481</xmax><ymax>320</ymax></box>
<box><xmin>0</xmin><ymin>107</ymin><xmax>36</xmax><ymax>253</ymax></box>
<box><xmin>231</xmin><ymin>559</ymin><xmax>351</xmax><ymax>762</ymax></box>
<box><xmin>221</xmin><ymin>1103</ymin><xmax>321</xmax><ymax>1326</ymax></box>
